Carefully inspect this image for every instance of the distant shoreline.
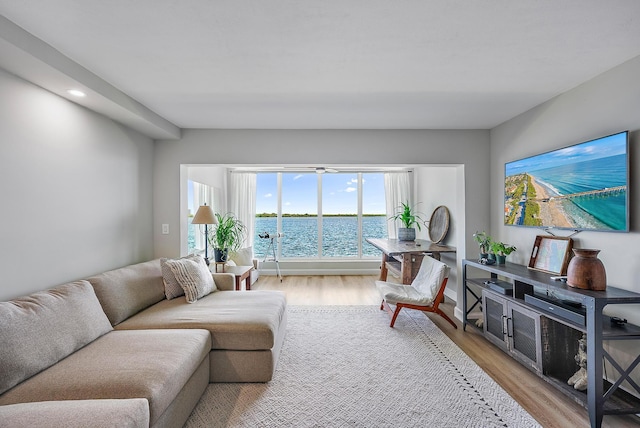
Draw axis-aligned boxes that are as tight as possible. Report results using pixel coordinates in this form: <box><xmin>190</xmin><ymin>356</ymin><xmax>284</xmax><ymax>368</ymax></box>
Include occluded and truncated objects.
<box><xmin>256</xmin><ymin>213</ymin><xmax>386</xmax><ymax>218</ymax></box>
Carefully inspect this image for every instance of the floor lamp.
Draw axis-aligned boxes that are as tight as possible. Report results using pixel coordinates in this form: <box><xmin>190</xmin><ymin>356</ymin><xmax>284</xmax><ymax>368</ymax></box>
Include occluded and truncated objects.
<box><xmin>191</xmin><ymin>204</ymin><xmax>218</xmax><ymax>265</ymax></box>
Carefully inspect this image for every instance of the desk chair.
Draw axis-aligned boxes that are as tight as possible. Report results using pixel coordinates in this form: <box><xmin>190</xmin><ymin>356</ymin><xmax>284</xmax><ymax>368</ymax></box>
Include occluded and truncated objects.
<box><xmin>376</xmin><ymin>255</ymin><xmax>457</xmax><ymax>329</ymax></box>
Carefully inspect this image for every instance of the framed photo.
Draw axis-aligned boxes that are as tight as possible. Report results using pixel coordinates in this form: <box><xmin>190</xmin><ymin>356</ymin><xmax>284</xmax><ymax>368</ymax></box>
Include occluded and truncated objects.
<box><xmin>528</xmin><ymin>235</ymin><xmax>573</xmax><ymax>275</ymax></box>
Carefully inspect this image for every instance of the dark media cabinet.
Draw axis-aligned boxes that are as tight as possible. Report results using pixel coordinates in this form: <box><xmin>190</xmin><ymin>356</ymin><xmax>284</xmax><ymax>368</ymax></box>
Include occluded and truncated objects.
<box><xmin>462</xmin><ymin>259</ymin><xmax>640</xmax><ymax>428</ymax></box>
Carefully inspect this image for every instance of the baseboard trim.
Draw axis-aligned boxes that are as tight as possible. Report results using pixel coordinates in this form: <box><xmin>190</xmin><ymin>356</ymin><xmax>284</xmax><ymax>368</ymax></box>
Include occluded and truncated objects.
<box><xmin>454</xmin><ymin>306</ymin><xmax>464</xmax><ymax>322</ymax></box>
<box><xmin>258</xmin><ymin>268</ymin><xmax>381</xmax><ymax>276</ymax></box>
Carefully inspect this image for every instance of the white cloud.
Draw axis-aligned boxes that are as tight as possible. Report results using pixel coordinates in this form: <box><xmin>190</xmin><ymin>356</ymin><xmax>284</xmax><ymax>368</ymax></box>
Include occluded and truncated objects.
<box><xmin>294</xmin><ymin>174</ymin><xmax>303</xmax><ymax>180</ymax></box>
<box><xmin>345</xmin><ymin>187</ymin><xmax>357</xmax><ymax>192</ymax></box>
<box><xmin>264</xmin><ymin>193</ymin><xmax>272</xmax><ymax>198</ymax></box>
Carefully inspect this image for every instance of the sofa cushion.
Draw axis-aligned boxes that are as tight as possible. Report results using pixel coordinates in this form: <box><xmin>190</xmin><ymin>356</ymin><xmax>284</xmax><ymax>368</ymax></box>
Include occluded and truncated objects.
<box><xmin>115</xmin><ymin>290</ymin><xmax>287</xmax><ymax>351</ymax></box>
<box><xmin>165</xmin><ymin>256</ymin><xmax>216</xmax><ymax>303</ymax></box>
<box><xmin>161</xmin><ymin>254</ymin><xmax>201</xmax><ymax>300</ymax></box>
<box><xmin>162</xmin><ymin>257</ymin><xmax>186</xmax><ymax>300</ymax></box>
<box><xmin>0</xmin><ymin>280</ymin><xmax>112</xmax><ymax>396</ymax></box>
<box><xmin>0</xmin><ymin>399</ymin><xmax>150</xmax><ymax>428</ymax></box>
<box><xmin>88</xmin><ymin>259</ymin><xmax>165</xmax><ymax>326</ymax></box>
<box><xmin>0</xmin><ymin>329</ymin><xmax>211</xmax><ymax>427</ymax></box>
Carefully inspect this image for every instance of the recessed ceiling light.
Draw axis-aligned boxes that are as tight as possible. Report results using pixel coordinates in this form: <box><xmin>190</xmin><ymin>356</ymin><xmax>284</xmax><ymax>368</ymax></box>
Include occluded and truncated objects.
<box><xmin>67</xmin><ymin>89</ymin><xmax>86</xmax><ymax>97</ymax></box>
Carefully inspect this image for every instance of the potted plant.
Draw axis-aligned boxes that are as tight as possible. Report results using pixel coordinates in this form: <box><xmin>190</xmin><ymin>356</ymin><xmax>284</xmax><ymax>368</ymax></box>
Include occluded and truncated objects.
<box><xmin>489</xmin><ymin>241</ymin><xmax>516</xmax><ymax>264</ymax></box>
<box><xmin>209</xmin><ymin>213</ymin><xmax>246</xmax><ymax>262</ymax></box>
<box><xmin>473</xmin><ymin>231</ymin><xmax>491</xmax><ymax>260</ymax></box>
<box><xmin>389</xmin><ymin>202</ymin><xmax>425</xmax><ymax>241</ymax></box>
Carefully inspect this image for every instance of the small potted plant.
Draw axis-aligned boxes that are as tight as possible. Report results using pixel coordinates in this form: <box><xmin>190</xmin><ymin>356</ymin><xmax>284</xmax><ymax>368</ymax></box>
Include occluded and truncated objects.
<box><xmin>389</xmin><ymin>202</ymin><xmax>425</xmax><ymax>241</ymax></box>
<box><xmin>209</xmin><ymin>213</ymin><xmax>246</xmax><ymax>262</ymax></box>
<box><xmin>473</xmin><ymin>231</ymin><xmax>491</xmax><ymax>260</ymax></box>
<box><xmin>489</xmin><ymin>241</ymin><xmax>517</xmax><ymax>265</ymax></box>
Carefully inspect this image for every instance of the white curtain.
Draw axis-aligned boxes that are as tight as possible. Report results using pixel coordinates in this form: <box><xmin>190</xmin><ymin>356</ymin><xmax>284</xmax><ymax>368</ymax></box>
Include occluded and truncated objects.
<box><xmin>384</xmin><ymin>172</ymin><xmax>411</xmax><ymax>239</ymax></box>
<box><xmin>229</xmin><ymin>172</ymin><xmax>257</xmax><ymax>248</ymax></box>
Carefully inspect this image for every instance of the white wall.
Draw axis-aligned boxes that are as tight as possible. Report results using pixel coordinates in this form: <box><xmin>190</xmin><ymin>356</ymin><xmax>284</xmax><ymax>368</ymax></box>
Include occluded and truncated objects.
<box><xmin>490</xmin><ymin>55</ymin><xmax>640</xmax><ymax>391</ymax></box>
<box><xmin>0</xmin><ymin>69</ymin><xmax>155</xmax><ymax>301</ymax></box>
<box><xmin>414</xmin><ymin>165</ymin><xmax>461</xmax><ymax>299</ymax></box>
<box><xmin>154</xmin><ymin>129</ymin><xmax>491</xmax><ymax>301</ymax></box>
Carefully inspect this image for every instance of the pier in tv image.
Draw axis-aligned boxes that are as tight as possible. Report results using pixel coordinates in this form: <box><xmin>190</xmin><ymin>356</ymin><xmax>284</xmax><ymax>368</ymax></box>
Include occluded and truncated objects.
<box><xmin>504</xmin><ymin>131</ymin><xmax>629</xmax><ymax>232</ymax></box>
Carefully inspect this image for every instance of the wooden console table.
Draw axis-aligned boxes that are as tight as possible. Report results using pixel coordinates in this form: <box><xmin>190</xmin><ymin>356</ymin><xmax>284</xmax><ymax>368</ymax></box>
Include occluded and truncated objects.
<box><xmin>366</xmin><ymin>238</ymin><xmax>456</xmax><ymax>284</ymax></box>
<box><xmin>462</xmin><ymin>259</ymin><xmax>640</xmax><ymax>428</ymax></box>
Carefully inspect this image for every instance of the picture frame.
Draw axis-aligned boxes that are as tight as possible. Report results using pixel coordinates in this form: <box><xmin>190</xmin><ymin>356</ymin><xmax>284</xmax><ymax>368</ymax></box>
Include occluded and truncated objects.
<box><xmin>527</xmin><ymin>235</ymin><xmax>573</xmax><ymax>275</ymax></box>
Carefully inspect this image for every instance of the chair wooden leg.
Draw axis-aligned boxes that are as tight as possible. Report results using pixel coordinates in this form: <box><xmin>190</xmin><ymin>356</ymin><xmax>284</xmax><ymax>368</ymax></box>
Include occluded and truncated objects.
<box><xmin>380</xmin><ymin>300</ymin><xmax>400</xmax><ymax>327</ymax></box>
<box><xmin>436</xmin><ymin>308</ymin><xmax>458</xmax><ymax>329</ymax></box>
<box><xmin>390</xmin><ymin>305</ymin><xmax>403</xmax><ymax>328</ymax></box>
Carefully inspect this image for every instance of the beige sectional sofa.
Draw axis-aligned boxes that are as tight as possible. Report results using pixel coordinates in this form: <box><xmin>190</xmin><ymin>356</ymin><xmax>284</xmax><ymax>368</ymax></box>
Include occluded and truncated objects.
<box><xmin>0</xmin><ymin>257</ymin><xmax>287</xmax><ymax>427</ymax></box>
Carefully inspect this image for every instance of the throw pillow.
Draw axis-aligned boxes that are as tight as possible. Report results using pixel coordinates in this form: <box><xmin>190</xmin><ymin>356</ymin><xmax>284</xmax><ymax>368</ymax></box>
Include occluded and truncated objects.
<box><xmin>230</xmin><ymin>246</ymin><xmax>254</xmax><ymax>266</ymax></box>
<box><xmin>165</xmin><ymin>257</ymin><xmax>216</xmax><ymax>303</ymax></box>
<box><xmin>161</xmin><ymin>254</ymin><xmax>199</xmax><ymax>300</ymax></box>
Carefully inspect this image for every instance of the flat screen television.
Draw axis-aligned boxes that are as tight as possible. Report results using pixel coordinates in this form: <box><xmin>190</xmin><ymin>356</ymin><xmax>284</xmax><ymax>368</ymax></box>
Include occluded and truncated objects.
<box><xmin>504</xmin><ymin>131</ymin><xmax>629</xmax><ymax>232</ymax></box>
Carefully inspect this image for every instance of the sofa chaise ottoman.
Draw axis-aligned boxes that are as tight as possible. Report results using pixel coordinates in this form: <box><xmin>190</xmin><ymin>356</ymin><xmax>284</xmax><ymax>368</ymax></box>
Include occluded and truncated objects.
<box><xmin>88</xmin><ymin>257</ymin><xmax>288</xmax><ymax>383</ymax></box>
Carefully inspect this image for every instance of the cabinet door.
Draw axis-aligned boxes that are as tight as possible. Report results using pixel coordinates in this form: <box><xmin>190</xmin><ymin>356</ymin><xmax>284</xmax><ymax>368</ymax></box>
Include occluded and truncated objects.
<box><xmin>482</xmin><ymin>290</ymin><xmax>509</xmax><ymax>352</ymax></box>
<box><xmin>508</xmin><ymin>302</ymin><xmax>542</xmax><ymax>372</ymax></box>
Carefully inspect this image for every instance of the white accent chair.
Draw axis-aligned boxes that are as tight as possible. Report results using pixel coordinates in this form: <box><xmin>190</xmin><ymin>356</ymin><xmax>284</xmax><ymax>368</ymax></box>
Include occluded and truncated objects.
<box><xmin>376</xmin><ymin>255</ymin><xmax>457</xmax><ymax>329</ymax></box>
<box><xmin>227</xmin><ymin>247</ymin><xmax>260</xmax><ymax>285</ymax></box>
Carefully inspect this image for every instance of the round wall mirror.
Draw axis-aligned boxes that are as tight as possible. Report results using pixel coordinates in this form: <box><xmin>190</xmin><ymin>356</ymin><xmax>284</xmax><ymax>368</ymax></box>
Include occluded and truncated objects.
<box><xmin>428</xmin><ymin>206</ymin><xmax>450</xmax><ymax>244</ymax></box>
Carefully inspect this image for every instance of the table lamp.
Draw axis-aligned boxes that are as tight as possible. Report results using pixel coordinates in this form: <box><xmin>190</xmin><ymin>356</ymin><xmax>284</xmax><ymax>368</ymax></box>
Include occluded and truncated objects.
<box><xmin>191</xmin><ymin>203</ymin><xmax>218</xmax><ymax>265</ymax></box>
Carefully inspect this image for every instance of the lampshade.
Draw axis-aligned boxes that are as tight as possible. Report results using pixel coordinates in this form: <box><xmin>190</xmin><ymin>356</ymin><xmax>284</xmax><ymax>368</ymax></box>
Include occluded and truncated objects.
<box><xmin>191</xmin><ymin>204</ymin><xmax>218</xmax><ymax>225</ymax></box>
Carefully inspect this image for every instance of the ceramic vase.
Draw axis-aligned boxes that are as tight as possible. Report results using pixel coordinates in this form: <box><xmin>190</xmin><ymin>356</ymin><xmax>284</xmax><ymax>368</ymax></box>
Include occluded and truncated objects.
<box><xmin>214</xmin><ymin>248</ymin><xmax>228</xmax><ymax>263</ymax></box>
<box><xmin>398</xmin><ymin>228</ymin><xmax>415</xmax><ymax>241</ymax></box>
<box><xmin>566</xmin><ymin>249</ymin><xmax>607</xmax><ymax>291</ymax></box>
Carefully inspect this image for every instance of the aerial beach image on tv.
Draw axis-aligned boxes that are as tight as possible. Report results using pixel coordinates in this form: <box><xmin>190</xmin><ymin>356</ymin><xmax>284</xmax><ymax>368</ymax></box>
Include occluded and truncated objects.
<box><xmin>504</xmin><ymin>132</ymin><xmax>628</xmax><ymax>231</ymax></box>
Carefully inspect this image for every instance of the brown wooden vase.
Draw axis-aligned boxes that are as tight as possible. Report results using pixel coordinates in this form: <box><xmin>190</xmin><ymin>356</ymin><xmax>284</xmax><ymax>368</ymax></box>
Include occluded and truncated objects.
<box><xmin>566</xmin><ymin>249</ymin><xmax>607</xmax><ymax>290</ymax></box>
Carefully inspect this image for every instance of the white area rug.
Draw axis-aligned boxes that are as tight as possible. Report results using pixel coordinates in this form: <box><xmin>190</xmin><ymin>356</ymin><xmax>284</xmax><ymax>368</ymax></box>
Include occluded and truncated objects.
<box><xmin>185</xmin><ymin>306</ymin><xmax>540</xmax><ymax>427</ymax></box>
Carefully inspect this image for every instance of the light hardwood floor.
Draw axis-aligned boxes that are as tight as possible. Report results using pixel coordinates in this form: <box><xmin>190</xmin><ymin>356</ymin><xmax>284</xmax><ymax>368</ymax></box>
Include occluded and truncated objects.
<box><xmin>253</xmin><ymin>274</ymin><xmax>640</xmax><ymax>428</ymax></box>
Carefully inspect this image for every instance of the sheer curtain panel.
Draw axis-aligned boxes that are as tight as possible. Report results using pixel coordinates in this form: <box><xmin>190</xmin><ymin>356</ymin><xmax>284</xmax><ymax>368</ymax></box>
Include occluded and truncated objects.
<box><xmin>384</xmin><ymin>172</ymin><xmax>411</xmax><ymax>239</ymax></box>
<box><xmin>229</xmin><ymin>172</ymin><xmax>257</xmax><ymax>247</ymax></box>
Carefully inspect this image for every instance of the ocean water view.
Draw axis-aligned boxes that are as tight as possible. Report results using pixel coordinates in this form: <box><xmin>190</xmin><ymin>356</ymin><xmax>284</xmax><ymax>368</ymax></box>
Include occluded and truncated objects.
<box><xmin>532</xmin><ymin>154</ymin><xmax>626</xmax><ymax>230</ymax></box>
<box><xmin>255</xmin><ymin>216</ymin><xmax>387</xmax><ymax>259</ymax></box>
<box><xmin>189</xmin><ymin>215</ymin><xmax>388</xmax><ymax>259</ymax></box>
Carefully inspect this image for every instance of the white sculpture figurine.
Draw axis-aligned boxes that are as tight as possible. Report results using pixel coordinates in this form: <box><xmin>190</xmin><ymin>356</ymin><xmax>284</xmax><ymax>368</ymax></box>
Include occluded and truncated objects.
<box><xmin>567</xmin><ymin>333</ymin><xmax>588</xmax><ymax>391</ymax></box>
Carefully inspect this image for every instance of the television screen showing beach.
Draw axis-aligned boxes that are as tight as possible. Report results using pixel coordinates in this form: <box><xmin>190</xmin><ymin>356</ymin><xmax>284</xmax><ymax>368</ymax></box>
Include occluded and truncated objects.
<box><xmin>504</xmin><ymin>132</ymin><xmax>628</xmax><ymax>231</ymax></box>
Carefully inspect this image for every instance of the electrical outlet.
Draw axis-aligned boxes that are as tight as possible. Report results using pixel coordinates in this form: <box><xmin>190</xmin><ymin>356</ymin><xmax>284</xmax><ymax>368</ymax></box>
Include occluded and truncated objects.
<box><xmin>162</xmin><ymin>224</ymin><xmax>169</xmax><ymax>235</ymax></box>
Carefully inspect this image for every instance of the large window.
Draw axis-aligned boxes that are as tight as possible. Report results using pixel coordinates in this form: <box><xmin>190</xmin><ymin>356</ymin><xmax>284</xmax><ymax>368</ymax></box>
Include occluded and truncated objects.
<box><xmin>254</xmin><ymin>172</ymin><xmax>386</xmax><ymax>260</ymax></box>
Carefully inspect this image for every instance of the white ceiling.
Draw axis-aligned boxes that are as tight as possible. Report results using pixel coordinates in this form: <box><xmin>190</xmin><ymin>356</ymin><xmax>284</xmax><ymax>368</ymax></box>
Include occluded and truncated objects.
<box><xmin>1</xmin><ymin>0</ymin><xmax>640</xmax><ymax>134</ymax></box>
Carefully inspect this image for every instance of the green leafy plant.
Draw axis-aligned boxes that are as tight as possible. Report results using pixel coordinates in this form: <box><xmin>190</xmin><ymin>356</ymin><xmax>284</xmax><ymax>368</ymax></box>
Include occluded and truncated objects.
<box><xmin>209</xmin><ymin>213</ymin><xmax>246</xmax><ymax>253</ymax></box>
<box><xmin>490</xmin><ymin>240</ymin><xmax>517</xmax><ymax>256</ymax></box>
<box><xmin>473</xmin><ymin>231</ymin><xmax>491</xmax><ymax>254</ymax></box>
<box><xmin>389</xmin><ymin>202</ymin><xmax>425</xmax><ymax>230</ymax></box>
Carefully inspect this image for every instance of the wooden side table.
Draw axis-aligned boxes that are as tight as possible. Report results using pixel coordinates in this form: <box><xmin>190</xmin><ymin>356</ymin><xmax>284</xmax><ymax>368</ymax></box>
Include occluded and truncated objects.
<box><xmin>223</xmin><ymin>265</ymin><xmax>254</xmax><ymax>291</ymax></box>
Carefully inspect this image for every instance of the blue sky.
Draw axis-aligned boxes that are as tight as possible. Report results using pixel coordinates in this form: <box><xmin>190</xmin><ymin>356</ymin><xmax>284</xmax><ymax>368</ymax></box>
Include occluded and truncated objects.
<box><xmin>505</xmin><ymin>131</ymin><xmax>627</xmax><ymax>176</ymax></box>
<box><xmin>257</xmin><ymin>172</ymin><xmax>385</xmax><ymax>215</ymax></box>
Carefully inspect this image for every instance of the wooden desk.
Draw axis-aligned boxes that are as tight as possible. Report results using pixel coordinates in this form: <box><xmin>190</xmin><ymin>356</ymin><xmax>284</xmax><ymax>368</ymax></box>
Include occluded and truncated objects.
<box><xmin>222</xmin><ymin>265</ymin><xmax>254</xmax><ymax>291</ymax></box>
<box><xmin>366</xmin><ymin>238</ymin><xmax>456</xmax><ymax>284</ymax></box>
